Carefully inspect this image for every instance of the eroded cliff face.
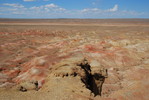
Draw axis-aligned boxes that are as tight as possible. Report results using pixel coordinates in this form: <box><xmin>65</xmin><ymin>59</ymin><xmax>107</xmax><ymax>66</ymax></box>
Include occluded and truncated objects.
<box><xmin>0</xmin><ymin>28</ymin><xmax>149</xmax><ymax>100</ymax></box>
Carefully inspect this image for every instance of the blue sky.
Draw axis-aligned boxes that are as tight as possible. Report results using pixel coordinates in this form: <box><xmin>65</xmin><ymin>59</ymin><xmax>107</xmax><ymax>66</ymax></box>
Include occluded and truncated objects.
<box><xmin>0</xmin><ymin>0</ymin><xmax>149</xmax><ymax>18</ymax></box>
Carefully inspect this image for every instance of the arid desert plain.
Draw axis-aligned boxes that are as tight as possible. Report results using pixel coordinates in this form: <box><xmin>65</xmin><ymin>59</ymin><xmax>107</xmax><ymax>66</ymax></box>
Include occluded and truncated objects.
<box><xmin>0</xmin><ymin>19</ymin><xmax>149</xmax><ymax>100</ymax></box>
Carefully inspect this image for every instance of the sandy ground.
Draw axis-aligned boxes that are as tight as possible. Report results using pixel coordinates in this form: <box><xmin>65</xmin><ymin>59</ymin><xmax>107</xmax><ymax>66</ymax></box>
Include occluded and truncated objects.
<box><xmin>0</xmin><ymin>19</ymin><xmax>149</xmax><ymax>100</ymax></box>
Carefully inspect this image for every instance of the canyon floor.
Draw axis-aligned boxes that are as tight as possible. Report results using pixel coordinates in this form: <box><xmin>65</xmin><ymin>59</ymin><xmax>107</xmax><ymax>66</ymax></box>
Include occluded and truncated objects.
<box><xmin>0</xmin><ymin>19</ymin><xmax>149</xmax><ymax>100</ymax></box>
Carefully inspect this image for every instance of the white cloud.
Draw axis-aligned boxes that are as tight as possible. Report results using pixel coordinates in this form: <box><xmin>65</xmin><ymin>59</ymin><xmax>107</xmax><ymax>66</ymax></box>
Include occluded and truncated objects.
<box><xmin>3</xmin><ymin>3</ymin><xmax>24</xmax><ymax>8</ymax></box>
<box><xmin>81</xmin><ymin>8</ymin><xmax>101</xmax><ymax>13</ymax></box>
<box><xmin>12</xmin><ymin>12</ymin><xmax>25</xmax><ymax>15</ymax></box>
<box><xmin>30</xmin><ymin>6</ymin><xmax>43</xmax><ymax>10</ymax></box>
<box><xmin>45</xmin><ymin>3</ymin><xmax>57</xmax><ymax>8</ymax></box>
<box><xmin>78</xmin><ymin>4</ymin><xmax>147</xmax><ymax>18</ymax></box>
<box><xmin>23</xmin><ymin>0</ymin><xmax>36</xmax><ymax>2</ymax></box>
<box><xmin>81</xmin><ymin>4</ymin><xmax>119</xmax><ymax>14</ymax></box>
<box><xmin>108</xmin><ymin>4</ymin><xmax>118</xmax><ymax>12</ymax></box>
<box><xmin>58</xmin><ymin>8</ymin><xmax>66</xmax><ymax>11</ymax></box>
<box><xmin>29</xmin><ymin>3</ymin><xmax>65</xmax><ymax>12</ymax></box>
<box><xmin>0</xmin><ymin>3</ymin><xmax>147</xmax><ymax>18</ymax></box>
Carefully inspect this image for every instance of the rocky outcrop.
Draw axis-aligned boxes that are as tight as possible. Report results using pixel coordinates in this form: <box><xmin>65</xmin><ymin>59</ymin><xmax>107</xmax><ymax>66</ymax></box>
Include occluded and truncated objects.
<box><xmin>45</xmin><ymin>57</ymin><xmax>108</xmax><ymax>97</ymax></box>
